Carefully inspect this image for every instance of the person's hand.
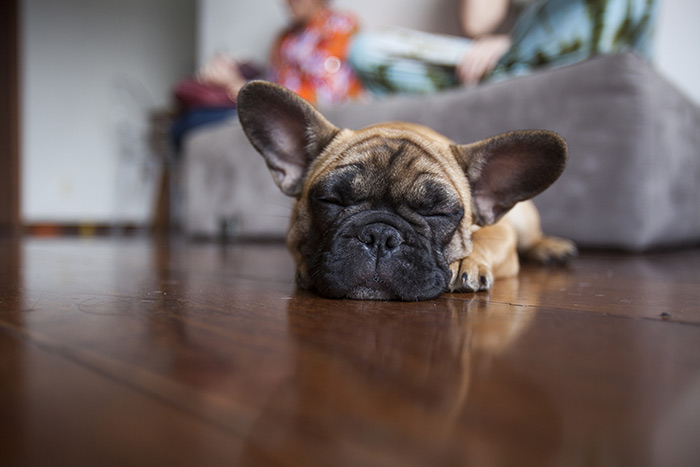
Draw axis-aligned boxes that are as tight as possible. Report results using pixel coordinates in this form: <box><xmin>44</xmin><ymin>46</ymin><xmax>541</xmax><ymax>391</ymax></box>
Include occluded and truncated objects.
<box><xmin>456</xmin><ymin>34</ymin><xmax>511</xmax><ymax>85</ymax></box>
<box><xmin>197</xmin><ymin>54</ymin><xmax>248</xmax><ymax>99</ymax></box>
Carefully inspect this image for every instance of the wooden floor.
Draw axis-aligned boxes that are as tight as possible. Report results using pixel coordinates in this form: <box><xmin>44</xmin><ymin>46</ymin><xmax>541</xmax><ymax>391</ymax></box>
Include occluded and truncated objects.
<box><xmin>1</xmin><ymin>236</ymin><xmax>699</xmax><ymax>466</ymax></box>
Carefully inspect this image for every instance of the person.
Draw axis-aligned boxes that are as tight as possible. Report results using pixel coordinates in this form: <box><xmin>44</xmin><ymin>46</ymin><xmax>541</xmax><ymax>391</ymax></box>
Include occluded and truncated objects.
<box><xmin>349</xmin><ymin>0</ymin><xmax>659</xmax><ymax>96</ymax></box>
<box><xmin>172</xmin><ymin>0</ymin><xmax>363</xmax><ymax>149</ymax></box>
<box><xmin>268</xmin><ymin>0</ymin><xmax>364</xmax><ymax>106</ymax></box>
<box><xmin>197</xmin><ymin>0</ymin><xmax>363</xmax><ymax>107</ymax></box>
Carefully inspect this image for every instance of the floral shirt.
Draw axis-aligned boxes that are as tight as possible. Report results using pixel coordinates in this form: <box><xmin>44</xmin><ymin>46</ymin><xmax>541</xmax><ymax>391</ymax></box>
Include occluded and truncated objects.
<box><xmin>269</xmin><ymin>8</ymin><xmax>363</xmax><ymax>106</ymax></box>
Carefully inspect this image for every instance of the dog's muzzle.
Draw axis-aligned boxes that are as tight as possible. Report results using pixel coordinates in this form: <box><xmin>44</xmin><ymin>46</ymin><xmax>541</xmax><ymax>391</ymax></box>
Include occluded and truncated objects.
<box><xmin>308</xmin><ymin>211</ymin><xmax>450</xmax><ymax>300</ymax></box>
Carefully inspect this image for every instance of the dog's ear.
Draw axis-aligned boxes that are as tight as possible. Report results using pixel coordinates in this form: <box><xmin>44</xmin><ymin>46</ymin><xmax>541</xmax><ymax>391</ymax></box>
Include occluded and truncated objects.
<box><xmin>452</xmin><ymin>130</ymin><xmax>567</xmax><ymax>226</ymax></box>
<box><xmin>237</xmin><ymin>81</ymin><xmax>340</xmax><ymax>197</ymax></box>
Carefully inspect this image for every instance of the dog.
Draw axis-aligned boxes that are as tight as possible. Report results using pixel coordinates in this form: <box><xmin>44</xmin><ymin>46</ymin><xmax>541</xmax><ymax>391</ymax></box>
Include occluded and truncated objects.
<box><xmin>237</xmin><ymin>81</ymin><xmax>577</xmax><ymax>300</ymax></box>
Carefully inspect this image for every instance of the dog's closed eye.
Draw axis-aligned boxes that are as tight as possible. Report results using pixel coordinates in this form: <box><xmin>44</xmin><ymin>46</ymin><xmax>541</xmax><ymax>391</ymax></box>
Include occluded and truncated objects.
<box><xmin>408</xmin><ymin>181</ymin><xmax>463</xmax><ymax>218</ymax></box>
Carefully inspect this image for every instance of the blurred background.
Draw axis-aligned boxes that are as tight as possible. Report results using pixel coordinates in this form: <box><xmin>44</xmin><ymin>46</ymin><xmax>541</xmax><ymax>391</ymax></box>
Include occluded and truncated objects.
<box><xmin>5</xmin><ymin>0</ymin><xmax>699</xmax><ymax>232</ymax></box>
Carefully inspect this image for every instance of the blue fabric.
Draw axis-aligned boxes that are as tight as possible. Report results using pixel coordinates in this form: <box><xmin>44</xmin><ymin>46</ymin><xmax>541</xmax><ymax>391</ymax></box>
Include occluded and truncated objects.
<box><xmin>348</xmin><ymin>0</ymin><xmax>659</xmax><ymax>95</ymax></box>
<box><xmin>171</xmin><ymin>107</ymin><xmax>237</xmax><ymax>152</ymax></box>
<box><xmin>349</xmin><ymin>28</ymin><xmax>472</xmax><ymax>95</ymax></box>
<box><xmin>489</xmin><ymin>0</ymin><xmax>659</xmax><ymax>81</ymax></box>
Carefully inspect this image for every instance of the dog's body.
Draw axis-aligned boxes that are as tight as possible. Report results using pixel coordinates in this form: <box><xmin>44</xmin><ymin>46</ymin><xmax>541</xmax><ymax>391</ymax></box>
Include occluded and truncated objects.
<box><xmin>238</xmin><ymin>81</ymin><xmax>576</xmax><ymax>300</ymax></box>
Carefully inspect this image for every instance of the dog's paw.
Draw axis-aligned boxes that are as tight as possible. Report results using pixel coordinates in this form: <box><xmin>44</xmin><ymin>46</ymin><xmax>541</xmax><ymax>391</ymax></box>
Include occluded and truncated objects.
<box><xmin>522</xmin><ymin>236</ymin><xmax>577</xmax><ymax>265</ymax></box>
<box><xmin>450</xmin><ymin>257</ymin><xmax>494</xmax><ymax>293</ymax></box>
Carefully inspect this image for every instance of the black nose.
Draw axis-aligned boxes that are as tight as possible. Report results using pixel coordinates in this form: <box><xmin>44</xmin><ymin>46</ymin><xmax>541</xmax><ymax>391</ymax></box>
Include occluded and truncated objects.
<box><xmin>358</xmin><ymin>223</ymin><xmax>403</xmax><ymax>256</ymax></box>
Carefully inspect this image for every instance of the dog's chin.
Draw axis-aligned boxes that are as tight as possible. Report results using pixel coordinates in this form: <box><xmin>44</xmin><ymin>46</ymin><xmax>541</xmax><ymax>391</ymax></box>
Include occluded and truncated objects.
<box><xmin>343</xmin><ymin>280</ymin><xmax>445</xmax><ymax>301</ymax></box>
<box><xmin>345</xmin><ymin>287</ymin><xmax>396</xmax><ymax>300</ymax></box>
<box><xmin>312</xmin><ymin>270</ymin><xmax>448</xmax><ymax>301</ymax></box>
<box><xmin>344</xmin><ymin>279</ymin><xmax>400</xmax><ymax>301</ymax></box>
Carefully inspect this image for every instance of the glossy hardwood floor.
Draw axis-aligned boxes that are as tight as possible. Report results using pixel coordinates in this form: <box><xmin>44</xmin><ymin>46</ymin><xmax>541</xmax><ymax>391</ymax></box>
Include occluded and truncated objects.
<box><xmin>1</xmin><ymin>236</ymin><xmax>699</xmax><ymax>466</ymax></box>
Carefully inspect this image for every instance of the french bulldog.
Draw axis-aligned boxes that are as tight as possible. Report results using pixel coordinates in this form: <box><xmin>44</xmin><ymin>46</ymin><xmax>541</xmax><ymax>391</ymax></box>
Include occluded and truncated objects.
<box><xmin>237</xmin><ymin>81</ymin><xmax>576</xmax><ymax>300</ymax></box>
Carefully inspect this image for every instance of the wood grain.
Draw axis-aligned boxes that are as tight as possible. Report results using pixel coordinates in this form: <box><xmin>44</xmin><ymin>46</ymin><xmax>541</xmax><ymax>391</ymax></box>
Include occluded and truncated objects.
<box><xmin>1</xmin><ymin>238</ymin><xmax>699</xmax><ymax>466</ymax></box>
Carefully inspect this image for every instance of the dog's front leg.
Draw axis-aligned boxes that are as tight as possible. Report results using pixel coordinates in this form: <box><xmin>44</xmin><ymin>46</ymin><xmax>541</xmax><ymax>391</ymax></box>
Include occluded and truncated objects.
<box><xmin>449</xmin><ymin>221</ymin><xmax>520</xmax><ymax>293</ymax></box>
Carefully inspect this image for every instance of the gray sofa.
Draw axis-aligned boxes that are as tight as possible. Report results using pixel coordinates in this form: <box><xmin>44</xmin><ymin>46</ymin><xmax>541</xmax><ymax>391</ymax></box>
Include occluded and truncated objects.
<box><xmin>181</xmin><ymin>53</ymin><xmax>700</xmax><ymax>250</ymax></box>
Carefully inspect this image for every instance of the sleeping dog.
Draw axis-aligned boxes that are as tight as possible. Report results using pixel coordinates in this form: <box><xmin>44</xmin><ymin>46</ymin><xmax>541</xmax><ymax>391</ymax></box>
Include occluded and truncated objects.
<box><xmin>238</xmin><ymin>81</ymin><xmax>576</xmax><ymax>300</ymax></box>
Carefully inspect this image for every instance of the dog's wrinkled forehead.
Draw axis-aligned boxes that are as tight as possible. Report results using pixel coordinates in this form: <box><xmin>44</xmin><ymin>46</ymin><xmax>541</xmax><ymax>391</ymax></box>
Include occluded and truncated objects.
<box><xmin>307</xmin><ymin>134</ymin><xmax>462</xmax><ymax>204</ymax></box>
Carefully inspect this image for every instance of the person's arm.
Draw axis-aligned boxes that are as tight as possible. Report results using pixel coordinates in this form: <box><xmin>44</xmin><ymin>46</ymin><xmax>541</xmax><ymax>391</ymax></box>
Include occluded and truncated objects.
<box><xmin>457</xmin><ymin>0</ymin><xmax>512</xmax><ymax>85</ymax></box>
<box><xmin>460</xmin><ymin>0</ymin><xmax>510</xmax><ymax>38</ymax></box>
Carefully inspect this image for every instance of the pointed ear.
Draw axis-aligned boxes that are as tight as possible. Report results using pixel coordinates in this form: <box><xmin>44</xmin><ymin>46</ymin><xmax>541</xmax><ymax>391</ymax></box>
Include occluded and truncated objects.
<box><xmin>452</xmin><ymin>130</ymin><xmax>567</xmax><ymax>226</ymax></box>
<box><xmin>237</xmin><ymin>81</ymin><xmax>340</xmax><ymax>197</ymax></box>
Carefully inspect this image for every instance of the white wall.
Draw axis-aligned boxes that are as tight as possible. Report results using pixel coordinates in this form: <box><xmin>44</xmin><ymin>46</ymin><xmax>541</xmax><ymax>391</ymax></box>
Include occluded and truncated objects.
<box><xmin>196</xmin><ymin>0</ymin><xmax>286</xmax><ymax>67</ymax></box>
<box><xmin>198</xmin><ymin>0</ymin><xmax>699</xmax><ymax>103</ymax></box>
<box><xmin>655</xmin><ymin>0</ymin><xmax>700</xmax><ymax>104</ymax></box>
<box><xmin>21</xmin><ymin>0</ymin><xmax>196</xmax><ymax>224</ymax></box>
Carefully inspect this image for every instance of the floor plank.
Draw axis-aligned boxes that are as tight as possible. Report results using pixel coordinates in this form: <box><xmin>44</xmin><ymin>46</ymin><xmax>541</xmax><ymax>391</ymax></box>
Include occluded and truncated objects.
<box><xmin>1</xmin><ymin>237</ymin><xmax>699</xmax><ymax>466</ymax></box>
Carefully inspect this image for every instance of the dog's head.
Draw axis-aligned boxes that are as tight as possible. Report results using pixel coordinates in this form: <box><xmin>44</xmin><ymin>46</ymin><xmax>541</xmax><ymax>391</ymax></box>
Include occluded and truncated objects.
<box><xmin>238</xmin><ymin>81</ymin><xmax>566</xmax><ymax>300</ymax></box>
